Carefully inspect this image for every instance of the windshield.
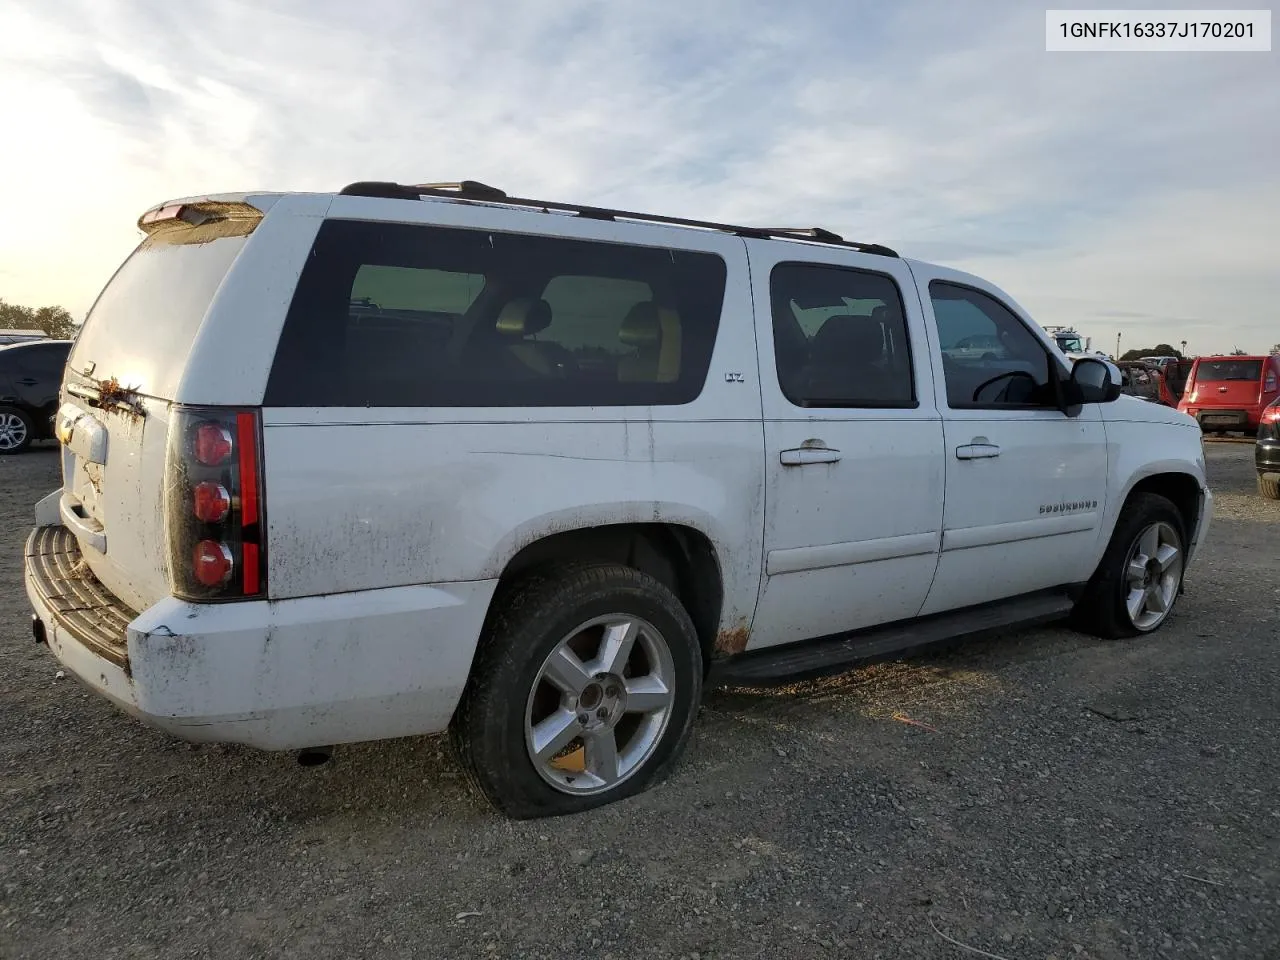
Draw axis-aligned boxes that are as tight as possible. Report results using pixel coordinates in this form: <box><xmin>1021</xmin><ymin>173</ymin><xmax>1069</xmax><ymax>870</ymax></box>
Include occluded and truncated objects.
<box><xmin>1056</xmin><ymin>336</ymin><xmax>1084</xmax><ymax>352</ymax></box>
<box><xmin>1196</xmin><ymin>359</ymin><xmax>1263</xmax><ymax>381</ymax></box>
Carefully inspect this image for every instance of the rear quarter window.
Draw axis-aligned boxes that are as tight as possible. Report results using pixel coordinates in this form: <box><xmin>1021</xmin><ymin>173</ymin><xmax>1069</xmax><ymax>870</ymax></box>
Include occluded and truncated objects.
<box><xmin>264</xmin><ymin>219</ymin><xmax>728</xmax><ymax>407</ymax></box>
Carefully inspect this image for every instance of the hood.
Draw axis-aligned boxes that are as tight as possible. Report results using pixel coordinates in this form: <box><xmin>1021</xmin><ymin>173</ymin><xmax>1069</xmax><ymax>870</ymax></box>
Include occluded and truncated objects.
<box><xmin>1105</xmin><ymin>393</ymin><xmax>1199</xmax><ymax>427</ymax></box>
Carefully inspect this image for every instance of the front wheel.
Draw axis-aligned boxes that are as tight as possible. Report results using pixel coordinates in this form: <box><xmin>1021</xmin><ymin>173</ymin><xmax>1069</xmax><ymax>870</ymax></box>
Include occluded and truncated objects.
<box><xmin>1260</xmin><ymin>475</ymin><xmax>1280</xmax><ymax>500</ymax></box>
<box><xmin>451</xmin><ymin>562</ymin><xmax>703</xmax><ymax>819</ymax></box>
<box><xmin>1073</xmin><ymin>493</ymin><xmax>1186</xmax><ymax>639</ymax></box>
<box><xmin>0</xmin><ymin>406</ymin><xmax>34</xmax><ymax>454</ymax></box>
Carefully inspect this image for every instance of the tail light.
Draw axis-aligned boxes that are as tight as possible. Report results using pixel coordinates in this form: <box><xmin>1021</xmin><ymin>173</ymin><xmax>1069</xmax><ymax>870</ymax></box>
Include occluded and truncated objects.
<box><xmin>165</xmin><ymin>406</ymin><xmax>266</xmax><ymax>601</ymax></box>
<box><xmin>1263</xmin><ymin>401</ymin><xmax>1280</xmax><ymax>425</ymax></box>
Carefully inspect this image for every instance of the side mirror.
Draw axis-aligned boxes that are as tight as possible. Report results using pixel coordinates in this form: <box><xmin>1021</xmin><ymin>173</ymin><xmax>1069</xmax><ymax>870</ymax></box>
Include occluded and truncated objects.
<box><xmin>1070</xmin><ymin>357</ymin><xmax>1122</xmax><ymax>404</ymax></box>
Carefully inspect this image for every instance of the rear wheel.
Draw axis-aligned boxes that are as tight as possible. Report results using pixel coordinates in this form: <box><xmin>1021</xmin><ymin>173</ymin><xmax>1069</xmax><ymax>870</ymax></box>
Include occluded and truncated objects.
<box><xmin>1073</xmin><ymin>493</ymin><xmax>1186</xmax><ymax>639</ymax></box>
<box><xmin>1260</xmin><ymin>475</ymin><xmax>1280</xmax><ymax>500</ymax></box>
<box><xmin>451</xmin><ymin>562</ymin><xmax>703</xmax><ymax>819</ymax></box>
<box><xmin>0</xmin><ymin>406</ymin><xmax>33</xmax><ymax>454</ymax></box>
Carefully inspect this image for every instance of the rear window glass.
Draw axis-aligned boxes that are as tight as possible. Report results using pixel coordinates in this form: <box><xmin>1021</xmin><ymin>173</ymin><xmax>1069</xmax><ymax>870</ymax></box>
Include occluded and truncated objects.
<box><xmin>1196</xmin><ymin>359</ymin><xmax>1263</xmax><ymax>381</ymax></box>
<box><xmin>68</xmin><ymin>234</ymin><xmax>249</xmax><ymax>396</ymax></box>
<box><xmin>264</xmin><ymin>219</ymin><xmax>728</xmax><ymax>407</ymax></box>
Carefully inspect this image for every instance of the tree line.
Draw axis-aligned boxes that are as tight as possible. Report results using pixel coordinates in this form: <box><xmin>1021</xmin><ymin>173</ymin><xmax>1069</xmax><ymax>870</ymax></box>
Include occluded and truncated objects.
<box><xmin>1120</xmin><ymin>342</ymin><xmax>1277</xmax><ymax>361</ymax></box>
<box><xmin>0</xmin><ymin>299</ymin><xmax>77</xmax><ymax>340</ymax></box>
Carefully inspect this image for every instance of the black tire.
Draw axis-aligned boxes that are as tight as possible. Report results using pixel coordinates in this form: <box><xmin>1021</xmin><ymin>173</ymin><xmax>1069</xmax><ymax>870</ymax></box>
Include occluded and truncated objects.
<box><xmin>1260</xmin><ymin>475</ymin><xmax>1280</xmax><ymax>500</ymax></box>
<box><xmin>1072</xmin><ymin>493</ymin><xmax>1186</xmax><ymax>639</ymax></box>
<box><xmin>0</xmin><ymin>405</ymin><xmax>35</xmax><ymax>454</ymax></box>
<box><xmin>451</xmin><ymin>561</ymin><xmax>703</xmax><ymax>819</ymax></box>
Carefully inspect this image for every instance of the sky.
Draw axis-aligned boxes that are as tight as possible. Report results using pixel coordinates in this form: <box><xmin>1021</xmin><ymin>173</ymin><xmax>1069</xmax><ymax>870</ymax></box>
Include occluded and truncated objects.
<box><xmin>0</xmin><ymin>0</ymin><xmax>1276</xmax><ymax>355</ymax></box>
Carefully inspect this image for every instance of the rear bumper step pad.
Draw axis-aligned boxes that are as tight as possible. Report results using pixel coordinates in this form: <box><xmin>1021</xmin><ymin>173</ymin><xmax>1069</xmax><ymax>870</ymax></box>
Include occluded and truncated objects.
<box><xmin>25</xmin><ymin>525</ymin><xmax>135</xmax><ymax>669</ymax></box>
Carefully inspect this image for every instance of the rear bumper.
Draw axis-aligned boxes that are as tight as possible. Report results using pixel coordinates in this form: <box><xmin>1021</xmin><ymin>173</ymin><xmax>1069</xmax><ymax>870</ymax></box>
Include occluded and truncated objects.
<box><xmin>1180</xmin><ymin>407</ymin><xmax>1259</xmax><ymax>431</ymax></box>
<box><xmin>25</xmin><ymin>524</ymin><xmax>497</xmax><ymax>750</ymax></box>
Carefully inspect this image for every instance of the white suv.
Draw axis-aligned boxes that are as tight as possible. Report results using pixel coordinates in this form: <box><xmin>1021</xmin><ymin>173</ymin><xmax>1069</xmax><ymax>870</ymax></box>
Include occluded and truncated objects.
<box><xmin>25</xmin><ymin>181</ymin><xmax>1212</xmax><ymax>818</ymax></box>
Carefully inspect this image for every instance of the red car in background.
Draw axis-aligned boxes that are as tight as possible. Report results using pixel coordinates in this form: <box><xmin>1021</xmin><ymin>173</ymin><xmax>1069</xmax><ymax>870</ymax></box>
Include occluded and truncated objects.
<box><xmin>1178</xmin><ymin>354</ymin><xmax>1280</xmax><ymax>433</ymax></box>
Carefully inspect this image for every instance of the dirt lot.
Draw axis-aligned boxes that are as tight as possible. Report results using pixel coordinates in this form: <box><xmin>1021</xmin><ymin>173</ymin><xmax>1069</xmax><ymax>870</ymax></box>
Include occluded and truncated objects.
<box><xmin>1</xmin><ymin>440</ymin><xmax>1277</xmax><ymax>960</ymax></box>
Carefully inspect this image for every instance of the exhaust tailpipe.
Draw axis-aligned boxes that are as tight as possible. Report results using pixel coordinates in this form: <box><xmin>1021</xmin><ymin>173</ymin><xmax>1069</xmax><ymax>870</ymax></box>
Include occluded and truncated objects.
<box><xmin>296</xmin><ymin>745</ymin><xmax>333</xmax><ymax>767</ymax></box>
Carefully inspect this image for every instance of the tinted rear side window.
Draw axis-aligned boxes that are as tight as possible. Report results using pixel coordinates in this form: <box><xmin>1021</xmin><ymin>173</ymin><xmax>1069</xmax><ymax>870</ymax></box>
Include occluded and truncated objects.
<box><xmin>264</xmin><ymin>219</ymin><xmax>728</xmax><ymax>407</ymax></box>
<box><xmin>768</xmin><ymin>262</ymin><xmax>916</xmax><ymax>408</ymax></box>
<box><xmin>10</xmin><ymin>344</ymin><xmax>71</xmax><ymax>378</ymax></box>
<box><xmin>1195</xmin><ymin>359</ymin><xmax>1263</xmax><ymax>381</ymax></box>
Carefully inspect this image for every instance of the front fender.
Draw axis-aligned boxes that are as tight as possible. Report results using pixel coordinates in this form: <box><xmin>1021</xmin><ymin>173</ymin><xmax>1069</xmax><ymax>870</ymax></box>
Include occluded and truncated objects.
<box><xmin>1095</xmin><ymin>419</ymin><xmax>1210</xmax><ymax>567</ymax></box>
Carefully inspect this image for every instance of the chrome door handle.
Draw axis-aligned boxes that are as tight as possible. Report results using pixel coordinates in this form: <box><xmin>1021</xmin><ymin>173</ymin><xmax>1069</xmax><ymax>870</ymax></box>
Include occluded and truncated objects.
<box><xmin>780</xmin><ymin>446</ymin><xmax>842</xmax><ymax>466</ymax></box>
<box><xmin>956</xmin><ymin>442</ymin><xmax>1001</xmax><ymax>460</ymax></box>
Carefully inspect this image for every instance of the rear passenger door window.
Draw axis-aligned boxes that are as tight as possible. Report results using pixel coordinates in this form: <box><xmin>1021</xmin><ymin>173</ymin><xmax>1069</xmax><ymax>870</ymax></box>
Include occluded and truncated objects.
<box><xmin>929</xmin><ymin>281</ymin><xmax>1058</xmax><ymax>409</ymax></box>
<box><xmin>768</xmin><ymin>262</ymin><xmax>916</xmax><ymax>408</ymax></box>
<box><xmin>265</xmin><ymin>220</ymin><xmax>727</xmax><ymax>408</ymax></box>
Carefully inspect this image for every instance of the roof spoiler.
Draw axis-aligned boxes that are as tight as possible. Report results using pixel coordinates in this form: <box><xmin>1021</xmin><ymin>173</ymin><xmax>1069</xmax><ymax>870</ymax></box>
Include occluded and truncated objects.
<box><xmin>137</xmin><ymin>200</ymin><xmax>265</xmax><ymax>237</ymax></box>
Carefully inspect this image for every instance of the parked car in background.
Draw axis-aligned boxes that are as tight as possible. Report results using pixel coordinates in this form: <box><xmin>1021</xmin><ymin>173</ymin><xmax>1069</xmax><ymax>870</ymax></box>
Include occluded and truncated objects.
<box><xmin>1257</xmin><ymin>397</ymin><xmax>1280</xmax><ymax>500</ymax></box>
<box><xmin>24</xmin><ymin>181</ymin><xmax>1212</xmax><ymax>818</ymax></box>
<box><xmin>947</xmin><ymin>333</ymin><xmax>1005</xmax><ymax>359</ymax></box>
<box><xmin>0</xmin><ymin>329</ymin><xmax>51</xmax><ymax>346</ymax></box>
<box><xmin>1118</xmin><ymin>360</ymin><xmax>1178</xmax><ymax>406</ymax></box>
<box><xmin>1161</xmin><ymin>358</ymin><xmax>1195</xmax><ymax>404</ymax></box>
<box><xmin>1177</xmin><ymin>354</ymin><xmax>1280</xmax><ymax>434</ymax></box>
<box><xmin>0</xmin><ymin>339</ymin><xmax>72</xmax><ymax>453</ymax></box>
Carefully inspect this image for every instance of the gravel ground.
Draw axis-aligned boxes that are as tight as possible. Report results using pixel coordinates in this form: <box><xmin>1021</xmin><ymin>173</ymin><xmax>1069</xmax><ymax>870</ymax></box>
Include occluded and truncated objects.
<box><xmin>1</xmin><ymin>440</ymin><xmax>1277</xmax><ymax>960</ymax></box>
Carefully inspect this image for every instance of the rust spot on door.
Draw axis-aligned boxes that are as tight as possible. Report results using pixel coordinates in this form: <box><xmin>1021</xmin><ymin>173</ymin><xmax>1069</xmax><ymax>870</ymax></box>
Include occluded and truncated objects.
<box><xmin>715</xmin><ymin>622</ymin><xmax>750</xmax><ymax>656</ymax></box>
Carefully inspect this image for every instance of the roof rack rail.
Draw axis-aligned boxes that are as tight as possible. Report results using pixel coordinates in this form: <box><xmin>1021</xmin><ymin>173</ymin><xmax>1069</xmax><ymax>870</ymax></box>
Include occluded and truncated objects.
<box><xmin>757</xmin><ymin>226</ymin><xmax>844</xmax><ymax>243</ymax></box>
<box><xmin>335</xmin><ymin>180</ymin><xmax>899</xmax><ymax>258</ymax></box>
<box><xmin>338</xmin><ymin>180</ymin><xmax>509</xmax><ymax>201</ymax></box>
<box><xmin>408</xmin><ymin>180</ymin><xmax>508</xmax><ymax>200</ymax></box>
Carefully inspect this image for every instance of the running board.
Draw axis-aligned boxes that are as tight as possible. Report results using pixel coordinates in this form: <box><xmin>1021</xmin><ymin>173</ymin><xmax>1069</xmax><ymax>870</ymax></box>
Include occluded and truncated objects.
<box><xmin>709</xmin><ymin>589</ymin><xmax>1077</xmax><ymax>687</ymax></box>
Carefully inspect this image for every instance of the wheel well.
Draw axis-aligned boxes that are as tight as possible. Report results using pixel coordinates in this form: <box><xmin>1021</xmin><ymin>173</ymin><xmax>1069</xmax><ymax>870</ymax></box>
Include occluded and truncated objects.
<box><xmin>499</xmin><ymin>523</ymin><xmax>724</xmax><ymax>663</ymax></box>
<box><xmin>1125</xmin><ymin>473</ymin><xmax>1202</xmax><ymax>538</ymax></box>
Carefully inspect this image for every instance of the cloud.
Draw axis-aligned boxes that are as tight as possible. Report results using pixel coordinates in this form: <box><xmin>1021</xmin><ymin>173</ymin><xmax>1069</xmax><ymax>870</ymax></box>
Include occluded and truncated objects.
<box><xmin>0</xmin><ymin>0</ymin><xmax>1275</xmax><ymax>351</ymax></box>
<box><xmin>951</xmin><ymin>182</ymin><xmax>1280</xmax><ymax>354</ymax></box>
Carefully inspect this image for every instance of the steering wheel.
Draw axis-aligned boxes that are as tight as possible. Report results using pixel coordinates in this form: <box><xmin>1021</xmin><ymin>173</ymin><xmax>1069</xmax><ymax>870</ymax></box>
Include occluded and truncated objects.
<box><xmin>972</xmin><ymin>369</ymin><xmax>1040</xmax><ymax>404</ymax></box>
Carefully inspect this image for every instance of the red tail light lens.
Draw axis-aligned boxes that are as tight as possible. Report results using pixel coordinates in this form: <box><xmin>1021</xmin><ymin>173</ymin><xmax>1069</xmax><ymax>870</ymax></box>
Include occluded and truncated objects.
<box><xmin>166</xmin><ymin>406</ymin><xmax>267</xmax><ymax>601</ymax></box>
<box><xmin>192</xmin><ymin>482</ymin><xmax>231</xmax><ymax>523</ymax></box>
<box><xmin>192</xmin><ymin>540</ymin><xmax>234</xmax><ymax>586</ymax></box>
<box><xmin>1263</xmin><ymin>402</ymin><xmax>1280</xmax><ymax>424</ymax></box>
<box><xmin>194</xmin><ymin>423</ymin><xmax>233</xmax><ymax>465</ymax></box>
